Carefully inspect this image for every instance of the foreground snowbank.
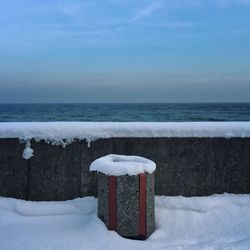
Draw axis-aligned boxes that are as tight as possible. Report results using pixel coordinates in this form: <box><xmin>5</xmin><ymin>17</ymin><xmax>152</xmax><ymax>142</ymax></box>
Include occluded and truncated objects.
<box><xmin>0</xmin><ymin>194</ymin><xmax>250</xmax><ymax>250</ymax></box>
<box><xmin>0</xmin><ymin>122</ymin><xmax>250</xmax><ymax>146</ymax></box>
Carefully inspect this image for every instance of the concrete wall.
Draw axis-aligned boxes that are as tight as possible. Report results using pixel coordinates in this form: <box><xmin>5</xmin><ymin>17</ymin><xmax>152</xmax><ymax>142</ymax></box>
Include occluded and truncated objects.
<box><xmin>0</xmin><ymin>138</ymin><xmax>250</xmax><ymax>201</ymax></box>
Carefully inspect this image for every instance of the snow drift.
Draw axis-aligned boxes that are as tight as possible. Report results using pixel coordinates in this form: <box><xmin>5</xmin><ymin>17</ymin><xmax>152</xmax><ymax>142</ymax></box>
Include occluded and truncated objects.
<box><xmin>0</xmin><ymin>194</ymin><xmax>250</xmax><ymax>249</ymax></box>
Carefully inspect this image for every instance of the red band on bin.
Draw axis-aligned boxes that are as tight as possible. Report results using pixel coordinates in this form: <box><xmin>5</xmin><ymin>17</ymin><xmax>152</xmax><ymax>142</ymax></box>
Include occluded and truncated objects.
<box><xmin>108</xmin><ymin>176</ymin><xmax>117</xmax><ymax>230</ymax></box>
<box><xmin>139</xmin><ymin>173</ymin><xmax>147</xmax><ymax>237</ymax></box>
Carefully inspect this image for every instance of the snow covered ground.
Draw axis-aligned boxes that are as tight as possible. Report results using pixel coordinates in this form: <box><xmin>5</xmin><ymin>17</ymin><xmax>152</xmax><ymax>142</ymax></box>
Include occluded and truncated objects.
<box><xmin>1</xmin><ymin>194</ymin><xmax>250</xmax><ymax>250</ymax></box>
<box><xmin>0</xmin><ymin>122</ymin><xmax>250</xmax><ymax>147</ymax></box>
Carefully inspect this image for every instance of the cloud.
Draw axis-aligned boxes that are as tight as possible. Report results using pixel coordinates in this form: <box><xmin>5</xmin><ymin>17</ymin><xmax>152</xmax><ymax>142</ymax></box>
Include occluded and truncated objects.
<box><xmin>158</xmin><ymin>21</ymin><xmax>197</xmax><ymax>28</ymax></box>
<box><xmin>216</xmin><ymin>0</ymin><xmax>250</xmax><ymax>5</ymax></box>
<box><xmin>132</xmin><ymin>2</ymin><xmax>163</xmax><ymax>21</ymax></box>
<box><xmin>34</xmin><ymin>0</ymin><xmax>89</xmax><ymax>17</ymax></box>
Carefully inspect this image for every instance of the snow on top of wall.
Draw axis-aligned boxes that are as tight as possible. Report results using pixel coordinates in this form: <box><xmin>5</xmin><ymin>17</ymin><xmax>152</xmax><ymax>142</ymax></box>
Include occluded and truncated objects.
<box><xmin>89</xmin><ymin>154</ymin><xmax>156</xmax><ymax>176</ymax></box>
<box><xmin>0</xmin><ymin>122</ymin><xmax>250</xmax><ymax>146</ymax></box>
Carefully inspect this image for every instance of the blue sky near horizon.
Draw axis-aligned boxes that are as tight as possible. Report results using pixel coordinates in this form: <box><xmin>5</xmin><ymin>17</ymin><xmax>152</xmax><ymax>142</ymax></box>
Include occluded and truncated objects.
<box><xmin>0</xmin><ymin>0</ymin><xmax>250</xmax><ymax>103</ymax></box>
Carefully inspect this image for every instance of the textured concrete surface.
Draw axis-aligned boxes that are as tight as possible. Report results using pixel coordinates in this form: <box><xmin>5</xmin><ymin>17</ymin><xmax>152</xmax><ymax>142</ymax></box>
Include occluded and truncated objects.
<box><xmin>97</xmin><ymin>173</ymin><xmax>155</xmax><ymax>239</ymax></box>
<box><xmin>146</xmin><ymin>173</ymin><xmax>155</xmax><ymax>237</ymax></box>
<box><xmin>97</xmin><ymin>173</ymin><xmax>109</xmax><ymax>228</ymax></box>
<box><xmin>0</xmin><ymin>138</ymin><xmax>250</xmax><ymax>200</ymax></box>
<box><xmin>117</xmin><ymin>175</ymin><xmax>139</xmax><ymax>238</ymax></box>
<box><xmin>0</xmin><ymin>139</ymin><xmax>28</xmax><ymax>200</ymax></box>
<box><xmin>28</xmin><ymin>140</ymin><xmax>96</xmax><ymax>201</ymax></box>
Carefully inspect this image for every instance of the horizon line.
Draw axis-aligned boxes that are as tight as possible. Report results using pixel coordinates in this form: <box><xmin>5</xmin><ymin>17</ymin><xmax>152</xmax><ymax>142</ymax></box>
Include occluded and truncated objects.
<box><xmin>0</xmin><ymin>102</ymin><xmax>250</xmax><ymax>105</ymax></box>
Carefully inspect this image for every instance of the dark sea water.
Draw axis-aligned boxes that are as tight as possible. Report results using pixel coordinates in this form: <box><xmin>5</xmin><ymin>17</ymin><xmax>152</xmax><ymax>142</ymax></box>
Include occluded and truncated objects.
<box><xmin>0</xmin><ymin>103</ymin><xmax>250</xmax><ymax>122</ymax></box>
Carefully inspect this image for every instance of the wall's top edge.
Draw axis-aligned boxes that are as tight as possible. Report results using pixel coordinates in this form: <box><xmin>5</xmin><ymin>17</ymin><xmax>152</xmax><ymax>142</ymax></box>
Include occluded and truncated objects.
<box><xmin>0</xmin><ymin>122</ymin><xmax>250</xmax><ymax>146</ymax></box>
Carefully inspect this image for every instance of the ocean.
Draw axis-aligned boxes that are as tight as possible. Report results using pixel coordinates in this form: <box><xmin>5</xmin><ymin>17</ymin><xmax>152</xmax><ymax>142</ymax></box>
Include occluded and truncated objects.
<box><xmin>0</xmin><ymin>103</ymin><xmax>250</xmax><ymax>122</ymax></box>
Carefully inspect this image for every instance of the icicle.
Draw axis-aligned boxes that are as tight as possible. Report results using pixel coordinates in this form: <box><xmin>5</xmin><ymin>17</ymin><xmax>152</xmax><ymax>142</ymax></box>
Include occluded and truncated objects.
<box><xmin>86</xmin><ymin>138</ymin><xmax>91</xmax><ymax>148</ymax></box>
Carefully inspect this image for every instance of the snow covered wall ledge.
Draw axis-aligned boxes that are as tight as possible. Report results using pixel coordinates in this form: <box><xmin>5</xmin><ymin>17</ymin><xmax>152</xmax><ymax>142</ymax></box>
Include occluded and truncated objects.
<box><xmin>0</xmin><ymin>122</ymin><xmax>250</xmax><ymax>201</ymax></box>
<box><xmin>1</xmin><ymin>122</ymin><xmax>250</xmax><ymax>145</ymax></box>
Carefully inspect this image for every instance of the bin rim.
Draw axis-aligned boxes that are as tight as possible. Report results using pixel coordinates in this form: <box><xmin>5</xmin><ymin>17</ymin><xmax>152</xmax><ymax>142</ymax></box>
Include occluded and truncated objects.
<box><xmin>89</xmin><ymin>154</ymin><xmax>156</xmax><ymax>176</ymax></box>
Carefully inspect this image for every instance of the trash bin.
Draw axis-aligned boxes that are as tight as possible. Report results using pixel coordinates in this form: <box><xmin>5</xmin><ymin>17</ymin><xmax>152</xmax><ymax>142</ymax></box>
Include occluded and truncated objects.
<box><xmin>90</xmin><ymin>154</ymin><xmax>156</xmax><ymax>240</ymax></box>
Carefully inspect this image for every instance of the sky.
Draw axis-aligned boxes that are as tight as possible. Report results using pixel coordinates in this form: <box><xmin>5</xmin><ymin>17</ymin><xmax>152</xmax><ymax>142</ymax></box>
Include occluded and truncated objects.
<box><xmin>0</xmin><ymin>0</ymin><xmax>250</xmax><ymax>103</ymax></box>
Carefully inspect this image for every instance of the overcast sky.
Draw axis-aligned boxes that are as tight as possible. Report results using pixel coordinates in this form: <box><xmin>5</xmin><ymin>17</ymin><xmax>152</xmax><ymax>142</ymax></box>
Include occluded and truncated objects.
<box><xmin>0</xmin><ymin>0</ymin><xmax>250</xmax><ymax>103</ymax></box>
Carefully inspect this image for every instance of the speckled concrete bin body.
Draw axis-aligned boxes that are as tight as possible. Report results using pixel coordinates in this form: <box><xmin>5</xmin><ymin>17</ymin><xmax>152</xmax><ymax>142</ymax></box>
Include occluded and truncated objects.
<box><xmin>97</xmin><ymin>171</ymin><xmax>155</xmax><ymax>240</ymax></box>
<box><xmin>90</xmin><ymin>154</ymin><xmax>156</xmax><ymax>240</ymax></box>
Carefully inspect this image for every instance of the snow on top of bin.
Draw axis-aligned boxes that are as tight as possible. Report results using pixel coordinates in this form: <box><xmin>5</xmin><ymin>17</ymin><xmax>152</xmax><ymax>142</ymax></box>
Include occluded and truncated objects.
<box><xmin>89</xmin><ymin>154</ymin><xmax>156</xmax><ymax>176</ymax></box>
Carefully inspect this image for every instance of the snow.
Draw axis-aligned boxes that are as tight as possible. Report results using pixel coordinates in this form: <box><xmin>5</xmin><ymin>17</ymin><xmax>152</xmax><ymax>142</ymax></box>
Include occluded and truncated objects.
<box><xmin>0</xmin><ymin>194</ymin><xmax>250</xmax><ymax>250</ymax></box>
<box><xmin>89</xmin><ymin>154</ymin><xmax>156</xmax><ymax>176</ymax></box>
<box><xmin>22</xmin><ymin>141</ymin><xmax>34</xmax><ymax>160</ymax></box>
<box><xmin>0</xmin><ymin>122</ymin><xmax>250</xmax><ymax>147</ymax></box>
